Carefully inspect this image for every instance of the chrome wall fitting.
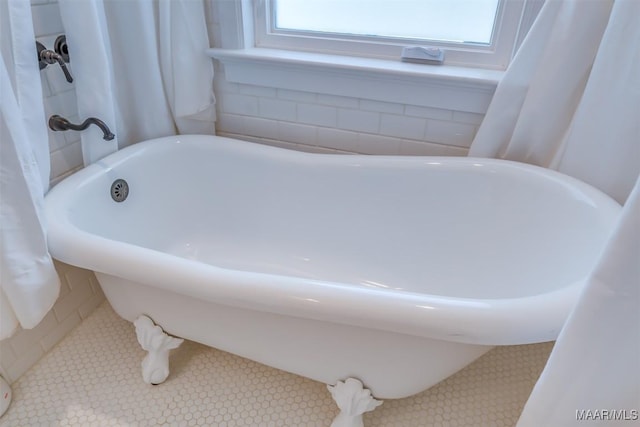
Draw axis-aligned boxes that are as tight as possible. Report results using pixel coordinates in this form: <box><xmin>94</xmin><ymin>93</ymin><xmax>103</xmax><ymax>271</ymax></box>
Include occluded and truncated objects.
<box><xmin>36</xmin><ymin>40</ymin><xmax>73</xmax><ymax>83</ymax></box>
<box><xmin>53</xmin><ymin>35</ymin><xmax>70</xmax><ymax>63</ymax></box>
<box><xmin>48</xmin><ymin>115</ymin><xmax>115</xmax><ymax>141</ymax></box>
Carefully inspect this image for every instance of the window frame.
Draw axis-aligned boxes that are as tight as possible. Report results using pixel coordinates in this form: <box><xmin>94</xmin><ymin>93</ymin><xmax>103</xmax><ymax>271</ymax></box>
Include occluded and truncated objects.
<box><xmin>209</xmin><ymin>0</ymin><xmax>543</xmax><ymax>117</ymax></box>
<box><xmin>252</xmin><ymin>0</ymin><xmax>537</xmax><ymax>70</ymax></box>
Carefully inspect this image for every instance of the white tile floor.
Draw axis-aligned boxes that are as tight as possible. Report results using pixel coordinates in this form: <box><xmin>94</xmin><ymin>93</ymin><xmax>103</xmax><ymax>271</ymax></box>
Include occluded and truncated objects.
<box><xmin>0</xmin><ymin>302</ymin><xmax>553</xmax><ymax>426</ymax></box>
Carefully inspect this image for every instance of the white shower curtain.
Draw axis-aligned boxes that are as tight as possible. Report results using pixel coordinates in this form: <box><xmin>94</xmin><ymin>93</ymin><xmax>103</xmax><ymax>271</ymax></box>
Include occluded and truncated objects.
<box><xmin>58</xmin><ymin>0</ymin><xmax>216</xmax><ymax>165</ymax></box>
<box><xmin>0</xmin><ymin>0</ymin><xmax>61</xmax><ymax>339</ymax></box>
<box><xmin>469</xmin><ymin>0</ymin><xmax>640</xmax><ymax>424</ymax></box>
<box><xmin>470</xmin><ymin>0</ymin><xmax>639</xmax><ymax>204</ymax></box>
<box><xmin>517</xmin><ymin>175</ymin><xmax>640</xmax><ymax>425</ymax></box>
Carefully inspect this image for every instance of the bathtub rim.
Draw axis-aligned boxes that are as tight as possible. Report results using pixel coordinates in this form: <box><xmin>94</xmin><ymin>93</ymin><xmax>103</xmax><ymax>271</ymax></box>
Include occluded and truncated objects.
<box><xmin>43</xmin><ymin>134</ymin><xmax>622</xmax><ymax>346</ymax></box>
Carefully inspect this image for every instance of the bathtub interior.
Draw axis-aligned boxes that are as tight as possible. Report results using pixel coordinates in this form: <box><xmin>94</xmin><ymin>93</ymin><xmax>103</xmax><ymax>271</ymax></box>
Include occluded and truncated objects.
<box><xmin>63</xmin><ymin>136</ymin><xmax>618</xmax><ymax>300</ymax></box>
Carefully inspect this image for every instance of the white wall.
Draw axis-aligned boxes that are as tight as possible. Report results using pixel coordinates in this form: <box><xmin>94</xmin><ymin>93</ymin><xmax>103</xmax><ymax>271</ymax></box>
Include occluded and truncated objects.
<box><xmin>0</xmin><ymin>0</ymin><xmax>104</xmax><ymax>384</ymax></box>
<box><xmin>31</xmin><ymin>0</ymin><xmax>84</xmax><ymax>183</ymax></box>
<box><xmin>208</xmin><ymin>2</ymin><xmax>491</xmax><ymax>156</ymax></box>
<box><xmin>214</xmin><ymin>66</ymin><xmax>481</xmax><ymax>156</ymax></box>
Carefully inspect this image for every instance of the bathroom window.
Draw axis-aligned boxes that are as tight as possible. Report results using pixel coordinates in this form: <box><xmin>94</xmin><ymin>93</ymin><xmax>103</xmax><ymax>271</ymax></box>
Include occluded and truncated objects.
<box><xmin>254</xmin><ymin>0</ymin><xmax>541</xmax><ymax>69</ymax></box>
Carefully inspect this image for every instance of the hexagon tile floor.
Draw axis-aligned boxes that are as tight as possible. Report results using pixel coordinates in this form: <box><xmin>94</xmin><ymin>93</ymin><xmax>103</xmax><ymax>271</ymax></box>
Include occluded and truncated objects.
<box><xmin>0</xmin><ymin>302</ymin><xmax>553</xmax><ymax>426</ymax></box>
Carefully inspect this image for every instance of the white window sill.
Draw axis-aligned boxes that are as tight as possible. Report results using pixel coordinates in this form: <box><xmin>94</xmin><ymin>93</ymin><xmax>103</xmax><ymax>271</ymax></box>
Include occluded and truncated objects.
<box><xmin>206</xmin><ymin>48</ymin><xmax>503</xmax><ymax>114</ymax></box>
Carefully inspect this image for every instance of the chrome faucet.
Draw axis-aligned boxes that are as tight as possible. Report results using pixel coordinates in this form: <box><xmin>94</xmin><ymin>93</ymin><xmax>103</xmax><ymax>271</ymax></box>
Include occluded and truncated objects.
<box><xmin>48</xmin><ymin>115</ymin><xmax>115</xmax><ymax>141</ymax></box>
<box><xmin>36</xmin><ymin>41</ymin><xmax>73</xmax><ymax>83</ymax></box>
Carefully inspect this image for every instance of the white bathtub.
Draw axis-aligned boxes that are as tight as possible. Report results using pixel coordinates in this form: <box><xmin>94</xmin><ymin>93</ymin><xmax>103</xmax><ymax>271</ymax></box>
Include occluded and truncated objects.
<box><xmin>44</xmin><ymin>135</ymin><xmax>620</xmax><ymax>404</ymax></box>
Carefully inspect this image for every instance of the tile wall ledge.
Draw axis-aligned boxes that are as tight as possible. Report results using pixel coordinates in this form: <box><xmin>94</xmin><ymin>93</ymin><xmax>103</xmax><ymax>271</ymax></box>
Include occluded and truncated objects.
<box><xmin>206</xmin><ymin>48</ymin><xmax>502</xmax><ymax>115</ymax></box>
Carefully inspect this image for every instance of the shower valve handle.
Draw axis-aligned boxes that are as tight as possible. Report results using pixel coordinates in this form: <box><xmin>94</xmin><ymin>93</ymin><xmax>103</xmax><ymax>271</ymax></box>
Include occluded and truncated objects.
<box><xmin>36</xmin><ymin>41</ymin><xmax>73</xmax><ymax>83</ymax></box>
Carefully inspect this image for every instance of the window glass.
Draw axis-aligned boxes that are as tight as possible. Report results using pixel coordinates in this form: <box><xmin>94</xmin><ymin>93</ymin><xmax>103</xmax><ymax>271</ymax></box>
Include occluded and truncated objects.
<box><xmin>274</xmin><ymin>0</ymin><xmax>500</xmax><ymax>46</ymax></box>
<box><xmin>250</xmin><ymin>0</ymin><xmax>541</xmax><ymax>69</ymax></box>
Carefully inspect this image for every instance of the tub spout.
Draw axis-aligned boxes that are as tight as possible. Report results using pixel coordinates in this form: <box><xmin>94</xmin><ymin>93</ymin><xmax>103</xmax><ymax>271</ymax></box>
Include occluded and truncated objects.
<box><xmin>48</xmin><ymin>115</ymin><xmax>115</xmax><ymax>141</ymax></box>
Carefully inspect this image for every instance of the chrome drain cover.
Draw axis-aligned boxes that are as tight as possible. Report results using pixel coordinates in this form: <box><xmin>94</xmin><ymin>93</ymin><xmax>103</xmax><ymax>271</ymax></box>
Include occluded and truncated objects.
<box><xmin>110</xmin><ymin>179</ymin><xmax>129</xmax><ymax>202</ymax></box>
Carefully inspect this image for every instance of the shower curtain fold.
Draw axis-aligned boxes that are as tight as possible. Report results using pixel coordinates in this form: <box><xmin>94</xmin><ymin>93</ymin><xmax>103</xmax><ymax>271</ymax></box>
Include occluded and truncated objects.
<box><xmin>516</xmin><ymin>176</ymin><xmax>640</xmax><ymax>427</ymax></box>
<box><xmin>58</xmin><ymin>0</ymin><xmax>216</xmax><ymax>166</ymax></box>
<box><xmin>468</xmin><ymin>0</ymin><xmax>640</xmax><ymax>423</ymax></box>
<box><xmin>470</xmin><ymin>0</ymin><xmax>639</xmax><ymax>204</ymax></box>
<box><xmin>0</xmin><ymin>0</ymin><xmax>60</xmax><ymax>340</ymax></box>
<box><xmin>552</xmin><ymin>0</ymin><xmax>640</xmax><ymax>204</ymax></box>
<box><xmin>158</xmin><ymin>0</ymin><xmax>217</xmax><ymax>135</ymax></box>
<box><xmin>56</xmin><ymin>0</ymin><xmax>119</xmax><ymax>166</ymax></box>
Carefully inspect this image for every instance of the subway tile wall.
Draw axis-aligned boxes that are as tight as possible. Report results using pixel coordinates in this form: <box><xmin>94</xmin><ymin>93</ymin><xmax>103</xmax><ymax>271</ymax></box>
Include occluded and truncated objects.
<box><xmin>0</xmin><ymin>0</ymin><xmax>104</xmax><ymax>384</ymax></box>
<box><xmin>32</xmin><ymin>0</ymin><xmax>84</xmax><ymax>184</ymax></box>
<box><xmin>213</xmin><ymin>66</ymin><xmax>482</xmax><ymax>156</ymax></box>
<box><xmin>206</xmin><ymin>2</ymin><xmax>486</xmax><ymax>155</ymax></box>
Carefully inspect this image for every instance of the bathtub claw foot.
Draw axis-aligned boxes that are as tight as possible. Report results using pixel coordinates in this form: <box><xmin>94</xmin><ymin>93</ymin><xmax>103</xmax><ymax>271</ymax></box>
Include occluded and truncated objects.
<box><xmin>328</xmin><ymin>378</ymin><xmax>383</xmax><ymax>427</ymax></box>
<box><xmin>133</xmin><ymin>315</ymin><xmax>183</xmax><ymax>385</ymax></box>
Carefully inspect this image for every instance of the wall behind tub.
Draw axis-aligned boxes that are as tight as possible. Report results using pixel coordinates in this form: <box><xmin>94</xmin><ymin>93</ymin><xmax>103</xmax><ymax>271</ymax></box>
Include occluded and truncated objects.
<box><xmin>0</xmin><ymin>0</ymin><xmax>104</xmax><ymax>384</ymax></box>
<box><xmin>213</xmin><ymin>69</ymin><xmax>482</xmax><ymax>156</ymax></box>
<box><xmin>207</xmin><ymin>8</ymin><xmax>486</xmax><ymax>156</ymax></box>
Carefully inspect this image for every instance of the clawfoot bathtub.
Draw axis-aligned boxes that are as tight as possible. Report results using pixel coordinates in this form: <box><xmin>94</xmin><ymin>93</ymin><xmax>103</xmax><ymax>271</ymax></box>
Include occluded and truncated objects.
<box><xmin>44</xmin><ymin>135</ymin><xmax>620</xmax><ymax>424</ymax></box>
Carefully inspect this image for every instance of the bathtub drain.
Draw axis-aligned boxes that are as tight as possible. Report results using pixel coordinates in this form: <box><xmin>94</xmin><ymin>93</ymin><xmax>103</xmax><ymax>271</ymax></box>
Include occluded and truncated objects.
<box><xmin>110</xmin><ymin>179</ymin><xmax>129</xmax><ymax>202</ymax></box>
